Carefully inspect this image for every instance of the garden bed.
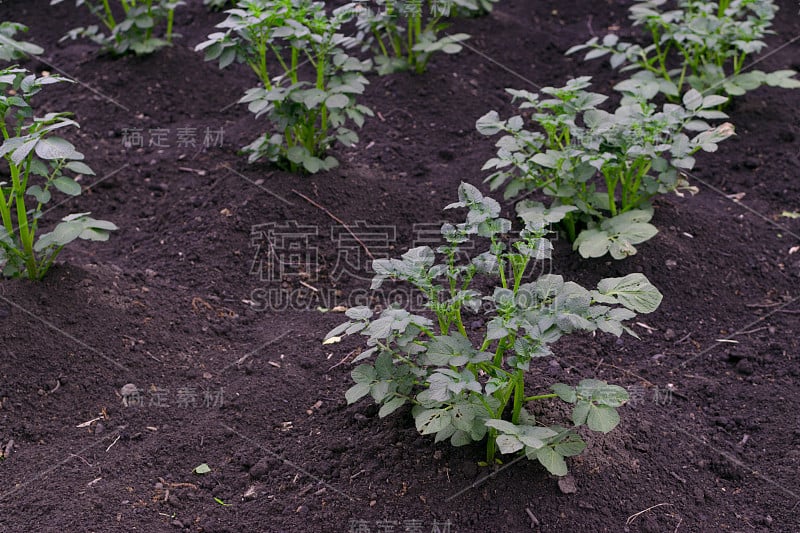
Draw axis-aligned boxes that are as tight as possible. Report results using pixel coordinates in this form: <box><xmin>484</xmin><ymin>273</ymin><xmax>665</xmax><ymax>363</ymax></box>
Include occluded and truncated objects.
<box><xmin>1</xmin><ymin>0</ymin><xmax>799</xmax><ymax>531</ymax></box>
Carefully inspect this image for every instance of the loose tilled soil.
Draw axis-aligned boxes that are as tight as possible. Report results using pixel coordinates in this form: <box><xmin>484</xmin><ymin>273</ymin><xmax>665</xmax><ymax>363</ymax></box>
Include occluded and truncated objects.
<box><xmin>1</xmin><ymin>0</ymin><xmax>799</xmax><ymax>531</ymax></box>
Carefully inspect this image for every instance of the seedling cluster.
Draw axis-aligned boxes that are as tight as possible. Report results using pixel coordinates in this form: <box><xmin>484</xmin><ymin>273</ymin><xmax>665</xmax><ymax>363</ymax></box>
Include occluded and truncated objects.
<box><xmin>52</xmin><ymin>0</ymin><xmax>184</xmax><ymax>55</ymax></box>
<box><xmin>326</xmin><ymin>0</ymin><xmax>795</xmax><ymax>476</ymax></box>
<box><xmin>197</xmin><ymin>1</ymin><xmax>373</xmax><ymax>172</ymax></box>
<box><xmin>327</xmin><ymin>183</ymin><xmax>662</xmax><ymax>474</ymax></box>
<box><xmin>0</xmin><ymin>68</ymin><xmax>117</xmax><ymax>279</ymax></box>
<box><xmin>566</xmin><ymin>0</ymin><xmax>800</xmax><ymax>99</ymax></box>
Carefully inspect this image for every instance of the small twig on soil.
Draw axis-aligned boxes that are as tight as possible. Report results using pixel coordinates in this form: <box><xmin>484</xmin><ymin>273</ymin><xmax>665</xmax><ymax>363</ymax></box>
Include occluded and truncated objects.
<box><xmin>735</xmin><ymin>326</ymin><xmax>770</xmax><ymax>336</ymax></box>
<box><xmin>234</xmin><ymin>330</ymin><xmax>293</xmax><ymax>367</ymax></box>
<box><xmin>626</xmin><ymin>503</ymin><xmax>674</xmax><ymax>525</ymax></box>
<box><xmin>379</xmin><ymin>108</ymin><xmax>414</xmax><ymax>121</ymax></box>
<box><xmin>674</xmin><ymin>332</ymin><xmax>693</xmax><ymax>345</ymax></box>
<box><xmin>745</xmin><ymin>301</ymin><xmax>783</xmax><ymax>308</ymax></box>
<box><xmin>349</xmin><ymin>469</ymin><xmax>366</xmax><ymax>480</ymax></box>
<box><xmin>777</xmin><ymin>309</ymin><xmax>800</xmax><ymax>315</ymax></box>
<box><xmin>329</xmin><ymin>349</ymin><xmax>359</xmax><ymax>371</ymax></box>
<box><xmin>586</xmin><ymin>15</ymin><xmax>595</xmax><ymax>37</ymax></box>
<box><xmin>3</xmin><ymin>439</ymin><xmax>14</xmax><ymax>459</ymax></box>
<box><xmin>178</xmin><ymin>167</ymin><xmax>207</xmax><ymax>176</ymax></box>
<box><xmin>525</xmin><ymin>507</ymin><xmax>540</xmax><ymax>528</ymax></box>
<box><xmin>69</xmin><ymin>453</ymin><xmax>93</xmax><ymax>468</ymax></box>
<box><xmin>292</xmin><ymin>189</ymin><xmax>375</xmax><ymax>260</ymax></box>
<box><xmin>669</xmin><ymin>471</ymin><xmax>686</xmax><ymax>483</ymax></box>
<box><xmin>299</xmin><ymin>280</ymin><xmax>319</xmax><ymax>292</ymax></box>
<box><xmin>105</xmin><ymin>435</ymin><xmax>121</xmax><ymax>452</ymax></box>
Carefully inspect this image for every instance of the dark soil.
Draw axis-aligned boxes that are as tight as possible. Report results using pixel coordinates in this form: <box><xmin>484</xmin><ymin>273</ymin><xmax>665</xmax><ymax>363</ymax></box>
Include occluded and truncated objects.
<box><xmin>1</xmin><ymin>1</ymin><xmax>799</xmax><ymax>532</ymax></box>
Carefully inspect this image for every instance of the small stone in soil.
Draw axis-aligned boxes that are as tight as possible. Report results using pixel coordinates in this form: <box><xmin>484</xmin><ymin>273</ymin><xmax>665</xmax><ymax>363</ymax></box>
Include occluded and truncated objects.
<box><xmin>558</xmin><ymin>475</ymin><xmax>577</xmax><ymax>494</ymax></box>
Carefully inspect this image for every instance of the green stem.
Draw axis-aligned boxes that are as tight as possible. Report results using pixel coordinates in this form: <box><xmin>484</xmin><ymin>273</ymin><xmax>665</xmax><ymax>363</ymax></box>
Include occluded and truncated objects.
<box><xmin>511</xmin><ymin>370</ymin><xmax>524</xmax><ymax>424</ymax></box>
<box><xmin>9</xmin><ymin>163</ymin><xmax>36</xmax><ymax>278</ymax></box>
<box><xmin>166</xmin><ymin>8</ymin><xmax>175</xmax><ymax>43</ymax></box>
<box><xmin>562</xmin><ymin>212</ymin><xmax>576</xmax><ymax>242</ymax></box>
<box><xmin>523</xmin><ymin>393</ymin><xmax>557</xmax><ymax>402</ymax></box>
<box><xmin>102</xmin><ymin>0</ymin><xmax>118</xmax><ymax>28</ymax></box>
<box><xmin>486</xmin><ymin>428</ymin><xmax>497</xmax><ymax>463</ymax></box>
<box><xmin>605</xmin><ymin>172</ymin><xmax>619</xmax><ymax>217</ymax></box>
<box><xmin>144</xmin><ymin>0</ymin><xmax>153</xmax><ymax>42</ymax></box>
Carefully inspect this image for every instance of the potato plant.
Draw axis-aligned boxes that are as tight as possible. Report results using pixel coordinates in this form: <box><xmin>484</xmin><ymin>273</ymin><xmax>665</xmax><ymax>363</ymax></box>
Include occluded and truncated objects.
<box><xmin>567</xmin><ymin>0</ymin><xmax>800</xmax><ymax>100</ymax></box>
<box><xmin>325</xmin><ymin>183</ymin><xmax>662</xmax><ymax>474</ymax></box>
<box><xmin>0</xmin><ymin>22</ymin><xmax>44</xmax><ymax>62</ymax></box>
<box><xmin>197</xmin><ymin>0</ymin><xmax>373</xmax><ymax>173</ymax></box>
<box><xmin>354</xmin><ymin>0</ymin><xmax>469</xmax><ymax>75</ymax></box>
<box><xmin>0</xmin><ymin>68</ymin><xmax>117</xmax><ymax>279</ymax></box>
<box><xmin>476</xmin><ymin>77</ymin><xmax>735</xmax><ymax>259</ymax></box>
<box><xmin>51</xmin><ymin>0</ymin><xmax>184</xmax><ymax>56</ymax></box>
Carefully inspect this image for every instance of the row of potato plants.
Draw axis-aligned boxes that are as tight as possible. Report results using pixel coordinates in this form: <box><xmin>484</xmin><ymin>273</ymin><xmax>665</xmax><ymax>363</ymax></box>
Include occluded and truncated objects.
<box><xmin>41</xmin><ymin>1</ymin><xmax>490</xmax><ymax>173</ymax></box>
<box><xmin>326</xmin><ymin>0</ymin><xmax>799</xmax><ymax>476</ymax></box>
<box><xmin>0</xmin><ymin>1</ymin><xmax>487</xmax><ymax>277</ymax></box>
<box><xmin>1</xmin><ymin>0</ymin><xmax>796</xmax><ymax>483</ymax></box>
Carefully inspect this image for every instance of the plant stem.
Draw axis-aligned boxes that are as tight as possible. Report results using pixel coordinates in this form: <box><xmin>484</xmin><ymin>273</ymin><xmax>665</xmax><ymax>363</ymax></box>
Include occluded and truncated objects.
<box><xmin>523</xmin><ymin>393</ymin><xmax>557</xmax><ymax>402</ymax></box>
<box><xmin>511</xmin><ymin>370</ymin><xmax>524</xmax><ymax>424</ymax></box>
<box><xmin>166</xmin><ymin>7</ymin><xmax>175</xmax><ymax>43</ymax></box>
<box><xmin>102</xmin><ymin>0</ymin><xmax>118</xmax><ymax>29</ymax></box>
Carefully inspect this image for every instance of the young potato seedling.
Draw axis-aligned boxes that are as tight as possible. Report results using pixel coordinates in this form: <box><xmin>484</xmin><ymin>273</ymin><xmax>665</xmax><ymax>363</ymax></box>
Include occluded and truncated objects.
<box><xmin>477</xmin><ymin>76</ymin><xmax>735</xmax><ymax>259</ymax></box>
<box><xmin>566</xmin><ymin>0</ymin><xmax>800</xmax><ymax>100</ymax></box>
<box><xmin>354</xmin><ymin>0</ymin><xmax>469</xmax><ymax>75</ymax></box>
<box><xmin>51</xmin><ymin>0</ymin><xmax>184</xmax><ymax>56</ymax></box>
<box><xmin>197</xmin><ymin>0</ymin><xmax>373</xmax><ymax>173</ymax></box>
<box><xmin>0</xmin><ymin>67</ymin><xmax>117</xmax><ymax>279</ymax></box>
<box><xmin>0</xmin><ymin>22</ymin><xmax>44</xmax><ymax>62</ymax></box>
<box><xmin>326</xmin><ymin>182</ymin><xmax>662</xmax><ymax>474</ymax></box>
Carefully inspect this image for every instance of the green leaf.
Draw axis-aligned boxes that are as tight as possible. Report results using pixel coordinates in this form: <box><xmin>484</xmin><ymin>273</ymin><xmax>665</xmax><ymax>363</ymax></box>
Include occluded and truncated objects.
<box><xmin>345</xmin><ymin>382</ymin><xmax>371</xmax><ymax>405</ymax></box>
<box><xmin>326</xmin><ymin>93</ymin><xmax>350</xmax><ymax>109</ymax></box>
<box><xmin>424</xmin><ymin>334</ymin><xmax>476</xmax><ymax>366</ymax></box>
<box><xmin>555</xmin><ymin>439</ymin><xmax>586</xmax><ymax>457</ymax></box>
<box><xmin>476</xmin><ymin>111</ymin><xmax>503</xmax><ymax>136</ymax></box>
<box><xmin>572</xmin><ymin>402</ymin><xmax>590</xmax><ymax>426</ymax></box>
<box><xmin>573</xmin><ymin>228</ymin><xmax>610</xmax><ymax>258</ymax></box>
<box><xmin>34</xmin><ymin>137</ymin><xmax>82</xmax><ymax>160</ymax></box>
<box><xmin>484</xmin><ymin>419</ymin><xmax>520</xmax><ymax>435</ymax></box>
<box><xmin>26</xmin><ymin>185</ymin><xmax>50</xmax><ymax>204</ymax></box>
<box><xmin>351</xmin><ymin>364</ymin><xmax>377</xmax><ymax>384</ymax></box>
<box><xmin>193</xmin><ymin>463</ymin><xmax>211</xmax><ymax>474</ymax></box>
<box><xmin>495</xmin><ymin>434</ymin><xmax>523</xmax><ymax>454</ymax></box>
<box><xmin>682</xmin><ymin>89</ymin><xmax>703</xmax><ymax>110</ymax></box>
<box><xmin>551</xmin><ymin>383</ymin><xmax>576</xmax><ymax>403</ymax></box>
<box><xmin>11</xmin><ymin>137</ymin><xmax>38</xmax><ymax>165</ymax></box>
<box><xmin>52</xmin><ymin>176</ymin><xmax>81</xmax><ymax>196</ymax></box>
<box><xmin>535</xmin><ymin>446</ymin><xmax>568</xmax><ymax>476</ymax></box>
<box><xmin>586</xmin><ymin>405</ymin><xmax>620</xmax><ymax>433</ymax></box>
<box><xmin>302</xmin><ymin>89</ymin><xmax>326</xmax><ymax>109</ymax></box>
<box><xmin>34</xmin><ymin>221</ymin><xmax>83</xmax><ymax>250</ymax></box>
<box><xmin>595</xmin><ymin>273</ymin><xmax>663</xmax><ymax>313</ymax></box>
<box><xmin>378</xmin><ymin>397</ymin><xmax>406</xmax><ymax>418</ymax></box>
<box><xmin>370</xmin><ymin>381</ymin><xmax>391</xmax><ymax>402</ymax></box>
<box><xmin>415</xmin><ymin>408</ymin><xmax>452</xmax><ymax>435</ymax></box>
<box><xmin>345</xmin><ymin>306</ymin><xmax>373</xmax><ymax>320</ymax></box>
<box><xmin>65</xmin><ymin>161</ymin><xmax>94</xmax><ymax>175</ymax></box>
<box><xmin>451</xmin><ymin>403</ymin><xmax>476</xmax><ymax>431</ymax></box>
